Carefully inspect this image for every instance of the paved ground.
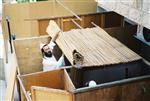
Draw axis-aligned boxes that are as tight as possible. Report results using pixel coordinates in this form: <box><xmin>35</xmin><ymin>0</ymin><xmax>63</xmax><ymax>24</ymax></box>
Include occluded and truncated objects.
<box><xmin>0</xmin><ymin>22</ymin><xmax>5</xmax><ymax>80</ymax></box>
<box><xmin>0</xmin><ymin>80</ymin><xmax>6</xmax><ymax>101</ymax></box>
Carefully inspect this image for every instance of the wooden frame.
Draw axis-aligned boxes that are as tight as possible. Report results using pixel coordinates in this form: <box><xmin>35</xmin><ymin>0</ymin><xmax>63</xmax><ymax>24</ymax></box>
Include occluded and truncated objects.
<box><xmin>14</xmin><ymin>35</ymin><xmax>50</xmax><ymax>75</ymax></box>
<box><xmin>31</xmin><ymin>86</ymin><xmax>72</xmax><ymax>101</ymax></box>
<box><xmin>18</xmin><ymin>62</ymin><xmax>150</xmax><ymax>101</ymax></box>
<box><xmin>38</xmin><ymin>12</ymin><xmax>123</xmax><ymax>34</ymax></box>
<box><xmin>18</xmin><ymin>68</ymin><xmax>75</xmax><ymax>101</ymax></box>
<box><xmin>13</xmin><ymin>12</ymin><xmax>124</xmax><ymax>75</ymax></box>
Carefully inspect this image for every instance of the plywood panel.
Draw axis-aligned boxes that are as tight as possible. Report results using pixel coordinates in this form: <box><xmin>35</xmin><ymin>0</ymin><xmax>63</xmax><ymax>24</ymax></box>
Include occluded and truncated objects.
<box><xmin>19</xmin><ymin>69</ymin><xmax>75</xmax><ymax>101</ymax></box>
<box><xmin>62</xmin><ymin>18</ymin><xmax>81</xmax><ymax>31</ymax></box>
<box><xmin>75</xmin><ymin>86</ymin><xmax>121</xmax><ymax>101</ymax></box>
<box><xmin>38</xmin><ymin>12</ymin><xmax>123</xmax><ymax>34</ymax></box>
<box><xmin>104</xmin><ymin>12</ymin><xmax>123</xmax><ymax>28</ymax></box>
<box><xmin>20</xmin><ymin>69</ymin><xmax>64</xmax><ymax>91</ymax></box>
<box><xmin>31</xmin><ymin>86</ymin><xmax>72</xmax><ymax>101</ymax></box>
<box><xmin>14</xmin><ymin>36</ymin><xmax>50</xmax><ymax>74</ymax></box>
<box><xmin>83</xmin><ymin>14</ymin><xmax>101</xmax><ymax>28</ymax></box>
<box><xmin>29</xmin><ymin>0</ymin><xmax>96</xmax><ymax>19</ymax></box>
<box><xmin>3</xmin><ymin>3</ymin><xmax>33</xmax><ymax>38</ymax></box>
<box><xmin>56</xmin><ymin>27</ymin><xmax>141</xmax><ymax>67</ymax></box>
<box><xmin>75</xmin><ymin>79</ymin><xmax>150</xmax><ymax>101</ymax></box>
<box><xmin>121</xmin><ymin>80</ymin><xmax>150</xmax><ymax>101</ymax></box>
<box><xmin>31</xmin><ymin>20</ymin><xmax>39</xmax><ymax>37</ymax></box>
<box><xmin>39</xmin><ymin>20</ymin><xmax>50</xmax><ymax>36</ymax></box>
<box><xmin>3</xmin><ymin>0</ymin><xmax>96</xmax><ymax>38</ymax></box>
<box><xmin>62</xmin><ymin>0</ymin><xmax>96</xmax><ymax>15</ymax></box>
<box><xmin>39</xmin><ymin>19</ymin><xmax>60</xmax><ymax>35</ymax></box>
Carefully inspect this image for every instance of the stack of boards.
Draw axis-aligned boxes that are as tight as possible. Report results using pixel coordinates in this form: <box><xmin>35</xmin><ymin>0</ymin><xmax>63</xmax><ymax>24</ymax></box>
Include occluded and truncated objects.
<box><xmin>47</xmin><ymin>20</ymin><xmax>141</xmax><ymax>67</ymax></box>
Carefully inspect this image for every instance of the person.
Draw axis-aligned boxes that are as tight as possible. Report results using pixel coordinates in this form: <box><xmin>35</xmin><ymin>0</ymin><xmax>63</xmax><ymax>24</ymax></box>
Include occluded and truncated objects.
<box><xmin>41</xmin><ymin>31</ymin><xmax>65</xmax><ymax>71</ymax></box>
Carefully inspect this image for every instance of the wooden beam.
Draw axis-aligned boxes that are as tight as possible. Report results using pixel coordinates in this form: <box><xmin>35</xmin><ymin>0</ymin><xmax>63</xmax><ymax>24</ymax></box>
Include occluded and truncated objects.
<box><xmin>31</xmin><ymin>86</ymin><xmax>72</xmax><ymax>101</ymax></box>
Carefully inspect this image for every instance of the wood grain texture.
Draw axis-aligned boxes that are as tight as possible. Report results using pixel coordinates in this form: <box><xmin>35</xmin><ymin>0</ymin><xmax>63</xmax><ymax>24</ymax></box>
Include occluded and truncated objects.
<box><xmin>14</xmin><ymin>36</ymin><xmax>50</xmax><ymax>74</ymax></box>
<box><xmin>55</xmin><ymin>27</ymin><xmax>141</xmax><ymax>67</ymax></box>
<box><xmin>38</xmin><ymin>12</ymin><xmax>123</xmax><ymax>35</ymax></box>
<box><xmin>3</xmin><ymin>0</ymin><xmax>96</xmax><ymax>38</ymax></box>
<box><xmin>39</xmin><ymin>19</ymin><xmax>60</xmax><ymax>36</ymax></box>
<box><xmin>62</xmin><ymin>18</ymin><xmax>81</xmax><ymax>31</ymax></box>
<box><xmin>31</xmin><ymin>86</ymin><xmax>72</xmax><ymax>101</ymax></box>
<box><xmin>19</xmin><ymin>69</ymin><xmax>75</xmax><ymax>101</ymax></box>
<box><xmin>20</xmin><ymin>69</ymin><xmax>64</xmax><ymax>91</ymax></box>
<box><xmin>75</xmin><ymin>86</ymin><xmax>121</xmax><ymax>101</ymax></box>
<box><xmin>82</xmin><ymin>14</ymin><xmax>101</xmax><ymax>28</ymax></box>
<box><xmin>74</xmin><ymin>79</ymin><xmax>150</xmax><ymax>101</ymax></box>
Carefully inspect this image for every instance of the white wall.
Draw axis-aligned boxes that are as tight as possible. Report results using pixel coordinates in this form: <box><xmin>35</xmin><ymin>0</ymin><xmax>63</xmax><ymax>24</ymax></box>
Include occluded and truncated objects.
<box><xmin>97</xmin><ymin>0</ymin><xmax>150</xmax><ymax>30</ymax></box>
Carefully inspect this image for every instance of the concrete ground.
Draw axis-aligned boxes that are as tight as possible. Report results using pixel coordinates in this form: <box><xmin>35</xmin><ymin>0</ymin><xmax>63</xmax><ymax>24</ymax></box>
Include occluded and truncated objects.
<box><xmin>0</xmin><ymin>22</ymin><xmax>6</xmax><ymax>101</ymax></box>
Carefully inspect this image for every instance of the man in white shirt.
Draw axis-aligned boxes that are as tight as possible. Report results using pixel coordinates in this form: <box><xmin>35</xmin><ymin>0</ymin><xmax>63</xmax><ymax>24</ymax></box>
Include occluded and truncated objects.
<box><xmin>41</xmin><ymin>31</ymin><xmax>65</xmax><ymax>71</ymax></box>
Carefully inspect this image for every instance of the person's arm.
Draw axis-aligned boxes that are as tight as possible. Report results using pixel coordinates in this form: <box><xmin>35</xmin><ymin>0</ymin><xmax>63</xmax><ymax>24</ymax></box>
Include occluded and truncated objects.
<box><xmin>47</xmin><ymin>31</ymin><xmax>60</xmax><ymax>49</ymax></box>
<box><xmin>51</xmin><ymin>31</ymin><xmax>60</xmax><ymax>42</ymax></box>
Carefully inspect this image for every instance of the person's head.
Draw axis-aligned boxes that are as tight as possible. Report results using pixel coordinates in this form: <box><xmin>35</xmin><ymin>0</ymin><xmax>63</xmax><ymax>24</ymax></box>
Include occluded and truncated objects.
<box><xmin>41</xmin><ymin>44</ymin><xmax>52</xmax><ymax>58</ymax></box>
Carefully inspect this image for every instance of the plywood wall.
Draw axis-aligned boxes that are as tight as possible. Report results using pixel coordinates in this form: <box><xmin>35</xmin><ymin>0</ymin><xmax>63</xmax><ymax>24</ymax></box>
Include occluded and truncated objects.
<box><xmin>3</xmin><ymin>3</ymin><xmax>38</xmax><ymax>38</ymax></box>
<box><xmin>74</xmin><ymin>79</ymin><xmax>150</xmax><ymax>101</ymax></box>
<box><xmin>31</xmin><ymin>86</ymin><xmax>72</xmax><ymax>101</ymax></box>
<box><xmin>38</xmin><ymin>12</ymin><xmax>123</xmax><ymax>34</ymax></box>
<box><xmin>14</xmin><ymin>36</ymin><xmax>50</xmax><ymax>74</ymax></box>
<box><xmin>3</xmin><ymin>0</ymin><xmax>96</xmax><ymax>39</ymax></box>
<box><xmin>20</xmin><ymin>70</ymin><xmax>64</xmax><ymax>91</ymax></box>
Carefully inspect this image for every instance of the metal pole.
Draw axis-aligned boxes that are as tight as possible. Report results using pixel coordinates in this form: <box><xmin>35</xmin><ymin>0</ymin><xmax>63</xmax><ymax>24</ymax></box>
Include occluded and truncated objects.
<box><xmin>6</xmin><ymin>16</ymin><xmax>13</xmax><ymax>53</ymax></box>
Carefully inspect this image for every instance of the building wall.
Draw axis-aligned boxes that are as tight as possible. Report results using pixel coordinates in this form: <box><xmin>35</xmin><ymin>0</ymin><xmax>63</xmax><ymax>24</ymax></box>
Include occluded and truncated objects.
<box><xmin>97</xmin><ymin>0</ymin><xmax>150</xmax><ymax>30</ymax></box>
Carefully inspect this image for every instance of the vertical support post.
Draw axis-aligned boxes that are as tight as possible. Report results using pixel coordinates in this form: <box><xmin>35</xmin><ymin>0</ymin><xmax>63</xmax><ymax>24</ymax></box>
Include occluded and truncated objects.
<box><xmin>101</xmin><ymin>14</ymin><xmax>105</xmax><ymax>28</ymax></box>
<box><xmin>6</xmin><ymin>16</ymin><xmax>13</xmax><ymax>53</ymax></box>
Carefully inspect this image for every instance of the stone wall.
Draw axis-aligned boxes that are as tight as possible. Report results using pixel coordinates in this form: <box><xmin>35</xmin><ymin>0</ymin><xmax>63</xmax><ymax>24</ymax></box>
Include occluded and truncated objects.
<box><xmin>97</xmin><ymin>0</ymin><xmax>150</xmax><ymax>29</ymax></box>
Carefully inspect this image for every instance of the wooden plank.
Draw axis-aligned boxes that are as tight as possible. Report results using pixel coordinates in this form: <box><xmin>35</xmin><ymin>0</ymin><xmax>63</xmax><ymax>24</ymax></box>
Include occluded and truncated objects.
<box><xmin>55</xmin><ymin>26</ymin><xmax>141</xmax><ymax>67</ymax></box>
<box><xmin>31</xmin><ymin>86</ymin><xmax>72</xmax><ymax>101</ymax></box>
<box><xmin>39</xmin><ymin>19</ymin><xmax>60</xmax><ymax>35</ymax></box>
<box><xmin>83</xmin><ymin>14</ymin><xmax>101</xmax><ymax>28</ymax></box>
<box><xmin>75</xmin><ymin>86</ymin><xmax>121</xmax><ymax>101</ymax></box>
<box><xmin>38</xmin><ymin>20</ymin><xmax>50</xmax><ymax>36</ymax></box>
<box><xmin>62</xmin><ymin>18</ymin><xmax>81</xmax><ymax>31</ymax></box>
<box><xmin>3</xmin><ymin>3</ymin><xmax>33</xmax><ymax>38</ymax></box>
<box><xmin>20</xmin><ymin>69</ymin><xmax>64</xmax><ymax>91</ymax></box>
<box><xmin>19</xmin><ymin>69</ymin><xmax>74</xmax><ymax>101</ymax></box>
<box><xmin>3</xmin><ymin>0</ymin><xmax>96</xmax><ymax>38</ymax></box>
<box><xmin>14</xmin><ymin>35</ymin><xmax>50</xmax><ymax>75</ymax></box>
<box><xmin>54</xmin><ymin>0</ymin><xmax>96</xmax><ymax>19</ymax></box>
<box><xmin>75</xmin><ymin>79</ymin><xmax>150</xmax><ymax>101</ymax></box>
<box><xmin>121</xmin><ymin>79</ymin><xmax>150</xmax><ymax>101</ymax></box>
